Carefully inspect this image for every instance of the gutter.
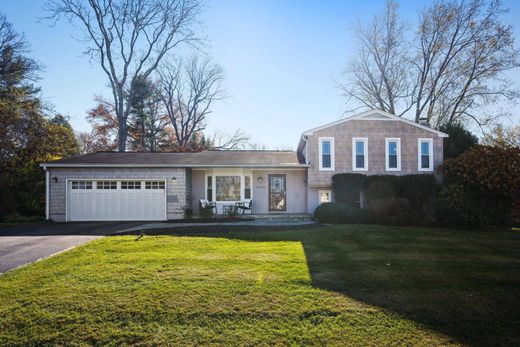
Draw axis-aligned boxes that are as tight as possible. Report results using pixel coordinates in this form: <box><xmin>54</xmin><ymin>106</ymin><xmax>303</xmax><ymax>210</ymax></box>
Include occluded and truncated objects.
<box><xmin>39</xmin><ymin>163</ymin><xmax>311</xmax><ymax>169</ymax></box>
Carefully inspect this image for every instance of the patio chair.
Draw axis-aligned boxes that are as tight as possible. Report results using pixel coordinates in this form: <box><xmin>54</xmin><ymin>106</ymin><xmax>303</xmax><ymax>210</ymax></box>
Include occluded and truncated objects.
<box><xmin>199</xmin><ymin>199</ymin><xmax>217</xmax><ymax>214</ymax></box>
<box><xmin>235</xmin><ymin>199</ymin><xmax>253</xmax><ymax>214</ymax></box>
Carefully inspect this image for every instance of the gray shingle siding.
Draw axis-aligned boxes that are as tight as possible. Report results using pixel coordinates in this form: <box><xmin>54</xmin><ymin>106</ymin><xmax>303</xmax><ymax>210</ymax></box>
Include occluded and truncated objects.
<box><xmin>47</xmin><ymin>167</ymin><xmax>187</xmax><ymax>221</ymax></box>
<box><xmin>305</xmin><ymin>119</ymin><xmax>444</xmax><ymax>187</ymax></box>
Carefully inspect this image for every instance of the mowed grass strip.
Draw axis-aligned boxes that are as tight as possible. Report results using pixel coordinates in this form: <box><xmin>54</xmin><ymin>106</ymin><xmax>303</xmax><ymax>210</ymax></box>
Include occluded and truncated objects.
<box><xmin>0</xmin><ymin>225</ymin><xmax>519</xmax><ymax>346</ymax></box>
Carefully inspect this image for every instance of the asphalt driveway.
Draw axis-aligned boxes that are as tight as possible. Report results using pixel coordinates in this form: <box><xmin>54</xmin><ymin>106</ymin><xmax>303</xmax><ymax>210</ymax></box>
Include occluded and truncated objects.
<box><xmin>0</xmin><ymin>222</ymin><xmax>141</xmax><ymax>273</ymax></box>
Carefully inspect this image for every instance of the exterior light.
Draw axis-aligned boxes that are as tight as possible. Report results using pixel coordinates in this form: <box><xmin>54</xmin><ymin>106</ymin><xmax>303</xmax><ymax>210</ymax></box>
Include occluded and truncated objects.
<box><xmin>52</xmin><ymin>177</ymin><xmax>58</xmax><ymax>183</ymax></box>
<box><xmin>257</xmin><ymin>176</ymin><xmax>263</xmax><ymax>184</ymax></box>
<box><xmin>172</xmin><ymin>177</ymin><xmax>177</xmax><ymax>182</ymax></box>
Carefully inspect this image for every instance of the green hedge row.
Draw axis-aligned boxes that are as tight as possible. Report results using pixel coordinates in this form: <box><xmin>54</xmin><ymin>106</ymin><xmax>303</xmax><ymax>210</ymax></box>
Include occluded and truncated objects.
<box><xmin>328</xmin><ymin>173</ymin><xmax>437</xmax><ymax>225</ymax></box>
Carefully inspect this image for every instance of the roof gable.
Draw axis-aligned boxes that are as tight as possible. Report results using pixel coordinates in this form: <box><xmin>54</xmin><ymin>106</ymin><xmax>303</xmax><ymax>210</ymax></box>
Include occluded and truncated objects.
<box><xmin>301</xmin><ymin>109</ymin><xmax>449</xmax><ymax>138</ymax></box>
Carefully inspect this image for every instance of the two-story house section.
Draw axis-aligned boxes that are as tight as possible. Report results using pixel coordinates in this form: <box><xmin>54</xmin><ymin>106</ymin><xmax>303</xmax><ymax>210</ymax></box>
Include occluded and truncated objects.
<box><xmin>297</xmin><ymin>109</ymin><xmax>448</xmax><ymax>214</ymax></box>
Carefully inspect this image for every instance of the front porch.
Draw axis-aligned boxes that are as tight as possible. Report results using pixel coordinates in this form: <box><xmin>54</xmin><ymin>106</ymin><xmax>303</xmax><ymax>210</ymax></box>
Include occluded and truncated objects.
<box><xmin>190</xmin><ymin>167</ymin><xmax>308</xmax><ymax>216</ymax></box>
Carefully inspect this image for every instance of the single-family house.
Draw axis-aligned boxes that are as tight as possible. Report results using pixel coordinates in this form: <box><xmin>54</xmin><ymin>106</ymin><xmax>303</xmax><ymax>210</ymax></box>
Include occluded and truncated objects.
<box><xmin>40</xmin><ymin>109</ymin><xmax>448</xmax><ymax>221</ymax></box>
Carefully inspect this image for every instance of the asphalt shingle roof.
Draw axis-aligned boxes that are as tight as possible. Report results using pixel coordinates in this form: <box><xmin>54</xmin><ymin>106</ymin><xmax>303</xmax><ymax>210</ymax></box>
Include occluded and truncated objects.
<box><xmin>41</xmin><ymin>151</ymin><xmax>306</xmax><ymax>167</ymax></box>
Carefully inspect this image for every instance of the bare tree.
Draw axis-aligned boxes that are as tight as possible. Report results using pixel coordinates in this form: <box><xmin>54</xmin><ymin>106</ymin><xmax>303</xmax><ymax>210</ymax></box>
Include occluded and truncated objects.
<box><xmin>343</xmin><ymin>0</ymin><xmax>412</xmax><ymax>116</ymax></box>
<box><xmin>483</xmin><ymin>123</ymin><xmax>520</xmax><ymax>147</ymax></box>
<box><xmin>156</xmin><ymin>55</ymin><xmax>224</xmax><ymax>149</ymax></box>
<box><xmin>45</xmin><ymin>0</ymin><xmax>202</xmax><ymax>151</ymax></box>
<box><xmin>207</xmin><ymin>128</ymin><xmax>250</xmax><ymax>150</ymax></box>
<box><xmin>414</xmin><ymin>0</ymin><xmax>519</xmax><ymax>127</ymax></box>
<box><xmin>343</xmin><ymin>0</ymin><xmax>519</xmax><ymax>128</ymax></box>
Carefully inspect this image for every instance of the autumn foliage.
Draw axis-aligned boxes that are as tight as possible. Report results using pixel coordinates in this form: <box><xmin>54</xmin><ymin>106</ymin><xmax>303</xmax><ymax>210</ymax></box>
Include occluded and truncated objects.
<box><xmin>437</xmin><ymin>145</ymin><xmax>520</xmax><ymax>228</ymax></box>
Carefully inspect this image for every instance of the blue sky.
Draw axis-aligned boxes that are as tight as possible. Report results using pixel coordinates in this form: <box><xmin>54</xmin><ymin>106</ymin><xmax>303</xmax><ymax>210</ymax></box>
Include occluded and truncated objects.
<box><xmin>2</xmin><ymin>0</ymin><xmax>519</xmax><ymax>149</ymax></box>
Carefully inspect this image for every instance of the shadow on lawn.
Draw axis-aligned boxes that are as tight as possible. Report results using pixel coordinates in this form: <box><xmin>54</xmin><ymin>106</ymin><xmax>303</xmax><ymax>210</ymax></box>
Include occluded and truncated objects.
<box><xmin>121</xmin><ymin>226</ymin><xmax>520</xmax><ymax>347</ymax></box>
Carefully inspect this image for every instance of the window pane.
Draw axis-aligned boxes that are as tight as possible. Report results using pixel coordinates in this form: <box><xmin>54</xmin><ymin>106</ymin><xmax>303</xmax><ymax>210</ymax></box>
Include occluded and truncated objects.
<box><xmin>207</xmin><ymin>176</ymin><xmax>213</xmax><ymax>201</ymax></box>
<box><xmin>421</xmin><ymin>141</ymin><xmax>429</xmax><ymax>155</ymax></box>
<box><xmin>356</xmin><ymin>154</ymin><xmax>364</xmax><ymax>168</ymax></box>
<box><xmin>421</xmin><ymin>155</ymin><xmax>430</xmax><ymax>168</ymax></box>
<box><xmin>216</xmin><ymin>176</ymin><xmax>241</xmax><ymax>201</ymax></box>
<box><xmin>322</xmin><ymin>154</ymin><xmax>331</xmax><ymax>168</ymax></box>
<box><xmin>244</xmin><ymin>176</ymin><xmax>251</xmax><ymax>199</ymax></box>
<box><xmin>356</xmin><ymin>141</ymin><xmax>364</xmax><ymax>155</ymax></box>
<box><xmin>389</xmin><ymin>155</ymin><xmax>397</xmax><ymax>168</ymax></box>
<box><xmin>389</xmin><ymin>142</ymin><xmax>397</xmax><ymax>155</ymax></box>
<box><xmin>322</xmin><ymin>141</ymin><xmax>330</xmax><ymax>155</ymax></box>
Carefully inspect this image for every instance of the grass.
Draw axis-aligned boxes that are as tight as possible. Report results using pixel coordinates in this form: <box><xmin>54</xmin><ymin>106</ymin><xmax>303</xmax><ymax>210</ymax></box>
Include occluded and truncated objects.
<box><xmin>0</xmin><ymin>225</ymin><xmax>519</xmax><ymax>346</ymax></box>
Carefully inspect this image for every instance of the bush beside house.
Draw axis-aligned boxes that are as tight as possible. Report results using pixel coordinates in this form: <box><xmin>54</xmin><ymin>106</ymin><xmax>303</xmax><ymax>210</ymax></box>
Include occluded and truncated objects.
<box><xmin>436</xmin><ymin>145</ymin><xmax>520</xmax><ymax>229</ymax></box>
<box><xmin>318</xmin><ymin>174</ymin><xmax>437</xmax><ymax>225</ymax></box>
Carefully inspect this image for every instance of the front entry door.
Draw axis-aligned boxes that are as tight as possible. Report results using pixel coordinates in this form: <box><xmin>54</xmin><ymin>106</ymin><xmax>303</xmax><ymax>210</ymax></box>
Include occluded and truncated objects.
<box><xmin>269</xmin><ymin>174</ymin><xmax>286</xmax><ymax>211</ymax></box>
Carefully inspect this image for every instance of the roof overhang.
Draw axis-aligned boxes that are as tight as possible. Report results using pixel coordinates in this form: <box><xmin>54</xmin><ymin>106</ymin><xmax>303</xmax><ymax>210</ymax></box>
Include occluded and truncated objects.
<box><xmin>40</xmin><ymin>163</ymin><xmax>310</xmax><ymax>169</ymax></box>
<box><xmin>301</xmin><ymin>109</ymin><xmax>449</xmax><ymax>138</ymax></box>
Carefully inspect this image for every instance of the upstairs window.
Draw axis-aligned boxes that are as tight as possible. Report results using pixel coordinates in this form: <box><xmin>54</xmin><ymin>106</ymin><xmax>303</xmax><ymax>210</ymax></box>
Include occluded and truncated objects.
<box><xmin>418</xmin><ymin>139</ymin><xmax>433</xmax><ymax>171</ymax></box>
<box><xmin>385</xmin><ymin>138</ymin><xmax>401</xmax><ymax>171</ymax></box>
<box><xmin>319</xmin><ymin>137</ymin><xmax>334</xmax><ymax>170</ymax></box>
<box><xmin>352</xmin><ymin>138</ymin><xmax>368</xmax><ymax>171</ymax></box>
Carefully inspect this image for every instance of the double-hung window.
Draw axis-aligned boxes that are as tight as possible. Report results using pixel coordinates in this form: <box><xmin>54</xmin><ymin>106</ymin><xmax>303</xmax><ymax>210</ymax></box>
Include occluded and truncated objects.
<box><xmin>418</xmin><ymin>138</ymin><xmax>433</xmax><ymax>171</ymax></box>
<box><xmin>319</xmin><ymin>137</ymin><xmax>334</xmax><ymax>171</ymax></box>
<box><xmin>385</xmin><ymin>138</ymin><xmax>401</xmax><ymax>171</ymax></box>
<box><xmin>352</xmin><ymin>137</ymin><xmax>368</xmax><ymax>171</ymax></box>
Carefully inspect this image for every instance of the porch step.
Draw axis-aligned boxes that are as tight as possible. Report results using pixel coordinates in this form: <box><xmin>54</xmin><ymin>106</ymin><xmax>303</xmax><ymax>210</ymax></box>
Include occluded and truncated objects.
<box><xmin>238</xmin><ymin>213</ymin><xmax>312</xmax><ymax>222</ymax></box>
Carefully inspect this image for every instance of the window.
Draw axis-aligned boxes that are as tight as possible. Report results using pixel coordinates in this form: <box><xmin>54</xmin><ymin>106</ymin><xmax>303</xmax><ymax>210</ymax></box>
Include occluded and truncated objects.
<box><xmin>319</xmin><ymin>137</ymin><xmax>334</xmax><ymax>170</ymax></box>
<box><xmin>121</xmin><ymin>181</ymin><xmax>141</xmax><ymax>189</ymax></box>
<box><xmin>352</xmin><ymin>138</ymin><xmax>368</xmax><ymax>171</ymax></box>
<box><xmin>385</xmin><ymin>138</ymin><xmax>401</xmax><ymax>171</ymax></box>
<box><xmin>216</xmin><ymin>176</ymin><xmax>241</xmax><ymax>201</ymax></box>
<box><xmin>319</xmin><ymin>190</ymin><xmax>332</xmax><ymax>204</ymax></box>
<box><xmin>96</xmin><ymin>181</ymin><xmax>117</xmax><ymax>189</ymax></box>
<box><xmin>207</xmin><ymin>176</ymin><xmax>213</xmax><ymax>201</ymax></box>
<box><xmin>145</xmin><ymin>181</ymin><xmax>165</xmax><ymax>190</ymax></box>
<box><xmin>244</xmin><ymin>176</ymin><xmax>252</xmax><ymax>199</ymax></box>
<box><xmin>418</xmin><ymin>138</ymin><xmax>433</xmax><ymax>171</ymax></box>
<box><xmin>71</xmin><ymin>181</ymin><xmax>92</xmax><ymax>190</ymax></box>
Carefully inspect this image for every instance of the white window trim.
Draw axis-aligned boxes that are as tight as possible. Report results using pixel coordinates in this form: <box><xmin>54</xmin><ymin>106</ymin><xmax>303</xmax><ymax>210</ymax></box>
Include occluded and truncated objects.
<box><xmin>318</xmin><ymin>190</ymin><xmax>332</xmax><ymax>204</ymax></box>
<box><xmin>418</xmin><ymin>138</ymin><xmax>434</xmax><ymax>172</ymax></box>
<box><xmin>352</xmin><ymin>137</ymin><xmax>368</xmax><ymax>171</ymax></box>
<box><xmin>385</xmin><ymin>138</ymin><xmax>401</xmax><ymax>171</ymax></box>
<box><xmin>319</xmin><ymin>137</ymin><xmax>335</xmax><ymax>171</ymax></box>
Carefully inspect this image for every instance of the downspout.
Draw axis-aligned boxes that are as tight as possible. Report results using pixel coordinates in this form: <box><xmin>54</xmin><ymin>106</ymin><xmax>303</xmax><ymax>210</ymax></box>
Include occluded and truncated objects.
<box><xmin>44</xmin><ymin>167</ymin><xmax>50</xmax><ymax>220</ymax></box>
<box><xmin>302</xmin><ymin>135</ymin><xmax>309</xmax><ymax>164</ymax></box>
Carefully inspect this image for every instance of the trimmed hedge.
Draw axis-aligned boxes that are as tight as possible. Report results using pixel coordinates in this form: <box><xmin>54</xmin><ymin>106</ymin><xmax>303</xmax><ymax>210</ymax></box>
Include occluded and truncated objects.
<box><xmin>331</xmin><ymin>173</ymin><xmax>437</xmax><ymax>225</ymax></box>
<box><xmin>313</xmin><ymin>202</ymin><xmax>372</xmax><ymax>224</ymax></box>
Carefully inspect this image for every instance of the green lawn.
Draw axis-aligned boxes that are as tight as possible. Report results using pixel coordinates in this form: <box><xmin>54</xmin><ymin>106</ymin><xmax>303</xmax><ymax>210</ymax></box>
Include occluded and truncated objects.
<box><xmin>1</xmin><ymin>225</ymin><xmax>519</xmax><ymax>346</ymax></box>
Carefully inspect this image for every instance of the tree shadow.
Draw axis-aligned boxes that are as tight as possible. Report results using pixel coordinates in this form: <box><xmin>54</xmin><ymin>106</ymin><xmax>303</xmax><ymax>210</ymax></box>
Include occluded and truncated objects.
<box><xmin>118</xmin><ymin>225</ymin><xmax>520</xmax><ymax>346</ymax></box>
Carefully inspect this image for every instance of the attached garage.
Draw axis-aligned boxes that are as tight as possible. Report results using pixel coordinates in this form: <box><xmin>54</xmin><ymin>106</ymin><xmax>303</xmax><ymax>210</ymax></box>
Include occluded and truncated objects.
<box><xmin>67</xmin><ymin>179</ymin><xmax>167</xmax><ymax>221</ymax></box>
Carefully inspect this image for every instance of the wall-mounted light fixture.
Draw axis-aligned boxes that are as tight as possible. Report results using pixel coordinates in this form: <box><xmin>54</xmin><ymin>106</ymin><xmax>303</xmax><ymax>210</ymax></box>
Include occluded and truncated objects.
<box><xmin>52</xmin><ymin>176</ymin><xmax>58</xmax><ymax>183</ymax></box>
<box><xmin>257</xmin><ymin>176</ymin><xmax>263</xmax><ymax>184</ymax></box>
<box><xmin>172</xmin><ymin>177</ymin><xmax>177</xmax><ymax>182</ymax></box>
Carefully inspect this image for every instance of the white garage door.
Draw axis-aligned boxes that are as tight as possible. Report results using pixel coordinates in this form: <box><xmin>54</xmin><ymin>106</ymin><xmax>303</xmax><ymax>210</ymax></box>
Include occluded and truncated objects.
<box><xmin>67</xmin><ymin>180</ymin><xmax>166</xmax><ymax>221</ymax></box>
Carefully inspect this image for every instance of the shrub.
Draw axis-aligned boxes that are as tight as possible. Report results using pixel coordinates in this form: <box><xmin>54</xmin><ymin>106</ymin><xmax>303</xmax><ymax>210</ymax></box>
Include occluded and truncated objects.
<box><xmin>313</xmin><ymin>202</ymin><xmax>372</xmax><ymax>224</ymax></box>
<box><xmin>199</xmin><ymin>206</ymin><xmax>214</xmax><ymax>218</ymax></box>
<box><xmin>438</xmin><ymin>122</ymin><xmax>479</xmax><ymax>159</ymax></box>
<box><xmin>436</xmin><ymin>183</ymin><xmax>509</xmax><ymax>229</ymax></box>
<box><xmin>314</xmin><ymin>202</ymin><xmax>352</xmax><ymax>224</ymax></box>
<box><xmin>440</xmin><ymin>145</ymin><xmax>520</xmax><ymax>228</ymax></box>
<box><xmin>367</xmin><ymin>198</ymin><xmax>410</xmax><ymax>225</ymax></box>
<box><xmin>332</xmin><ymin>173</ymin><xmax>365</xmax><ymax>207</ymax></box>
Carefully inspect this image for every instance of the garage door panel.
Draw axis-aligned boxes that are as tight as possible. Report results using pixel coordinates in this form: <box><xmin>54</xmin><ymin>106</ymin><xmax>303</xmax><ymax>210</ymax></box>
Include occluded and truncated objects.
<box><xmin>68</xmin><ymin>180</ymin><xmax>166</xmax><ymax>221</ymax></box>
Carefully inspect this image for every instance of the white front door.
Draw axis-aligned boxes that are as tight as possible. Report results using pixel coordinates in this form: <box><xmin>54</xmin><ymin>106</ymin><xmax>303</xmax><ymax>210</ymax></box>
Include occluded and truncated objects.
<box><xmin>67</xmin><ymin>180</ymin><xmax>166</xmax><ymax>221</ymax></box>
